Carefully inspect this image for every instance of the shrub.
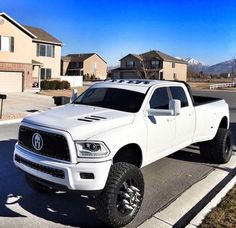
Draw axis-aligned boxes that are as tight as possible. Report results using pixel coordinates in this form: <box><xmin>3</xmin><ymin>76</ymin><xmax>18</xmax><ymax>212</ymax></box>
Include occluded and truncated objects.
<box><xmin>61</xmin><ymin>80</ymin><xmax>70</xmax><ymax>89</ymax></box>
<box><xmin>41</xmin><ymin>80</ymin><xmax>71</xmax><ymax>90</ymax></box>
<box><xmin>41</xmin><ymin>80</ymin><xmax>50</xmax><ymax>90</ymax></box>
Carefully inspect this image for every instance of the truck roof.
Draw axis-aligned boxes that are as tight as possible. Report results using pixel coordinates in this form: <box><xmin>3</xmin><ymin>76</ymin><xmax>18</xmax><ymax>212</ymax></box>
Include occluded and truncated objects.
<box><xmin>92</xmin><ymin>79</ymin><xmax>184</xmax><ymax>93</ymax></box>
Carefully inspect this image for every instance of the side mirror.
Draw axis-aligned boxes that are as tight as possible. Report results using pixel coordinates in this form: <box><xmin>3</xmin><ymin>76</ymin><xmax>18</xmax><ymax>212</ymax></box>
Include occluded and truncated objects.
<box><xmin>147</xmin><ymin>99</ymin><xmax>181</xmax><ymax>117</ymax></box>
<box><xmin>147</xmin><ymin>108</ymin><xmax>173</xmax><ymax>116</ymax></box>
<box><xmin>169</xmin><ymin>99</ymin><xmax>181</xmax><ymax>116</ymax></box>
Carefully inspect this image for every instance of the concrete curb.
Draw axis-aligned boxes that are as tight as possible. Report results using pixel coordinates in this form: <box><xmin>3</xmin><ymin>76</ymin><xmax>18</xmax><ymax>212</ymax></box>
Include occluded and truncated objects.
<box><xmin>0</xmin><ymin>118</ymin><xmax>22</xmax><ymax>125</ymax></box>
<box><xmin>187</xmin><ymin>175</ymin><xmax>236</xmax><ymax>227</ymax></box>
<box><xmin>138</xmin><ymin>155</ymin><xmax>236</xmax><ymax>228</ymax></box>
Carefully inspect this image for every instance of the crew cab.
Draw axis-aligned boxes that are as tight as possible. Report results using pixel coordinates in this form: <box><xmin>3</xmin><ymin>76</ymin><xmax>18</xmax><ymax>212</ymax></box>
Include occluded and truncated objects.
<box><xmin>14</xmin><ymin>80</ymin><xmax>233</xmax><ymax>227</ymax></box>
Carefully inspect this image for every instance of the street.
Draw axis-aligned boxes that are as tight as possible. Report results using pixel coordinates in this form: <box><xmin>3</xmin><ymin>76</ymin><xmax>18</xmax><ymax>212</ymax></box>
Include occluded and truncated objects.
<box><xmin>0</xmin><ymin>90</ymin><xmax>236</xmax><ymax>228</ymax></box>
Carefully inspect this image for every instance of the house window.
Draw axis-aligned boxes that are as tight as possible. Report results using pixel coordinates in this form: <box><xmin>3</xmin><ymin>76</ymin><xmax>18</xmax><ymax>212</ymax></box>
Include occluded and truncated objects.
<box><xmin>173</xmin><ymin>73</ymin><xmax>177</xmax><ymax>80</ymax></box>
<box><xmin>75</xmin><ymin>62</ymin><xmax>83</xmax><ymax>68</ymax></box>
<box><xmin>40</xmin><ymin>68</ymin><xmax>52</xmax><ymax>80</ymax></box>
<box><xmin>172</xmin><ymin>62</ymin><xmax>176</xmax><ymax>68</ymax></box>
<box><xmin>37</xmin><ymin>44</ymin><xmax>54</xmax><ymax>57</ymax></box>
<box><xmin>151</xmin><ymin>60</ymin><xmax>160</xmax><ymax>69</ymax></box>
<box><xmin>126</xmin><ymin>61</ymin><xmax>135</xmax><ymax>68</ymax></box>
<box><xmin>0</xmin><ymin>35</ymin><xmax>14</xmax><ymax>52</ymax></box>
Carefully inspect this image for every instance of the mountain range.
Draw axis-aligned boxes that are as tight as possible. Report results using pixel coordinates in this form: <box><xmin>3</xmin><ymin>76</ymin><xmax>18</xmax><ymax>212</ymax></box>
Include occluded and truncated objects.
<box><xmin>183</xmin><ymin>58</ymin><xmax>235</xmax><ymax>75</ymax></box>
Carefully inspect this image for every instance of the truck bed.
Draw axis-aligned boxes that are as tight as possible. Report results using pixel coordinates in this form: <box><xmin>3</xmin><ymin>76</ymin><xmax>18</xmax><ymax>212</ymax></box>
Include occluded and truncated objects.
<box><xmin>193</xmin><ymin>96</ymin><xmax>222</xmax><ymax>106</ymax></box>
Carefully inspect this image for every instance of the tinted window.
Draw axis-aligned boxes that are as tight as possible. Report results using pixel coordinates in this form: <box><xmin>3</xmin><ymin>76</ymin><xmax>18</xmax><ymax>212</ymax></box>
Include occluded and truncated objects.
<box><xmin>74</xmin><ymin>88</ymin><xmax>145</xmax><ymax>113</ymax></box>
<box><xmin>170</xmin><ymin>86</ymin><xmax>188</xmax><ymax>107</ymax></box>
<box><xmin>149</xmin><ymin>87</ymin><xmax>169</xmax><ymax>109</ymax></box>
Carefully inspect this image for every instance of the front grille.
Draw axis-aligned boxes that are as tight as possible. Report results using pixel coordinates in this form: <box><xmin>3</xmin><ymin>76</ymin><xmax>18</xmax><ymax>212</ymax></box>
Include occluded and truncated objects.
<box><xmin>18</xmin><ymin>126</ymin><xmax>70</xmax><ymax>161</ymax></box>
<box><xmin>15</xmin><ymin>154</ymin><xmax>65</xmax><ymax>179</ymax></box>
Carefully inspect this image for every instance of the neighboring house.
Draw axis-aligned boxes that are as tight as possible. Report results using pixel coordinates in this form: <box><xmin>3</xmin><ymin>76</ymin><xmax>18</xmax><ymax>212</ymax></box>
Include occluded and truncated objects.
<box><xmin>61</xmin><ymin>53</ymin><xmax>107</xmax><ymax>80</ymax></box>
<box><xmin>111</xmin><ymin>50</ymin><xmax>187</xmax><ymax>81</ymax></box>
<box><xmin>0</xmin><ymin>12</ymin><xmax>63</xmax><ymax>92</ymax></box>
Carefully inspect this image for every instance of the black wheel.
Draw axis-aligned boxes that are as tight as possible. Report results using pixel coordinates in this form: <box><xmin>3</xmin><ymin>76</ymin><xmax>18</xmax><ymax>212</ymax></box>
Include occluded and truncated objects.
<box><xmin>200</xmin><ymin>128</ymin><xmax>233</xmax><ymax>164</ymax></box>
<box><xmin>25</xmin><ymin>175</ymin><xmax>56</xmax><ymax>194</ymax></box>
<box><xmin>96</xmin><ymin>162</ymin><xmax>144</xmax><ymax>227</ymax></box>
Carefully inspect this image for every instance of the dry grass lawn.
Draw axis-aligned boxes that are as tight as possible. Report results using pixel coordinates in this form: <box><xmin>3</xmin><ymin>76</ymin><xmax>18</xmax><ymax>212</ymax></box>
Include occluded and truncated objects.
<box><xmin>199</xmin><ymin>185</ymin><xmax>236</xmax><ymax>228</ymax></box>
<box><xmin>39</xmin><ymin>86</ymin><xmax>88</xmax><ymax>97</ymax></box>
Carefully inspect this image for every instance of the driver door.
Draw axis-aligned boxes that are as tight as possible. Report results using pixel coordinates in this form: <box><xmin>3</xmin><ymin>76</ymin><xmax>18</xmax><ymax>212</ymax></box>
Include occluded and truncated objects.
<box><xmin>144</xmin><ymin>87</ymin><xmax>176</xmax><ymax>162</ymax></box>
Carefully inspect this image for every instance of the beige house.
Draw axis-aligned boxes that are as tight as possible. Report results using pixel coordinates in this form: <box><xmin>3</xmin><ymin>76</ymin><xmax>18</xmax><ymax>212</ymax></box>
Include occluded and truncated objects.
<box><xmin>61</xmin><ymin>53</ymin><xmax>107</xmax><ymax>80</ymax></box>
<box><xmin>111</xmin><ymin>50</ymin><xmax>187</xmax><ymax>81</ymax></box>
<box><xmin>0</xmin><ymin>12</ymin><xmax>63</xmax><ymax>92</ymax></box>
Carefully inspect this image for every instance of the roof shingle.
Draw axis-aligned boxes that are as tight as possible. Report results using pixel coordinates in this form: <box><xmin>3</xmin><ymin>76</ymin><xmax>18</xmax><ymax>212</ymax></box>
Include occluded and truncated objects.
<box><xmin>23</xmin><ymin>25</ymin><xmax>63</xmax><ymax>45</ymax></box>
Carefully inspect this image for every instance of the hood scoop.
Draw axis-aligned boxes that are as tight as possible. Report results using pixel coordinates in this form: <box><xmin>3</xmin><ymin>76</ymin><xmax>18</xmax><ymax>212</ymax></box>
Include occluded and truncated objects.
<box><xmin>78</xmin><ymin>115</ymin><xmax>107</xmax><ymax>122</ymax></box>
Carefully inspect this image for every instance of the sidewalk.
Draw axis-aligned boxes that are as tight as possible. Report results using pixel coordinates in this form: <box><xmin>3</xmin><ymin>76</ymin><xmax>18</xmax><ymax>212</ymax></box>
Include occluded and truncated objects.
<box><xmin>0</xmin><ymin>92</ymin><xmax>55</xmax><ymax>124</ymax></box>
<box><xmin>139</xmin><ymin>154</ymin><xmax>236</xmax><ymax>227</ymax></box>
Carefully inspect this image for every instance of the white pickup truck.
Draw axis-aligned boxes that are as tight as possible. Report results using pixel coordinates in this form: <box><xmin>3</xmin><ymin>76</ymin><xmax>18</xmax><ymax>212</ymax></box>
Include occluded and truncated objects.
<box><xmin>14</xmin><ymin>80</ymin><xmax>233</xmax><ymax>227</ymax></box>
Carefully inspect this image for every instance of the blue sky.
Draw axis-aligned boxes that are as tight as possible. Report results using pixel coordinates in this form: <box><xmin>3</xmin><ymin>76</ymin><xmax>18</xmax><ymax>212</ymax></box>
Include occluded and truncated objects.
<box><xmin>1</xmin><ymin>0</ymin><xmax>235</xmax><ymax>66</ymax></box>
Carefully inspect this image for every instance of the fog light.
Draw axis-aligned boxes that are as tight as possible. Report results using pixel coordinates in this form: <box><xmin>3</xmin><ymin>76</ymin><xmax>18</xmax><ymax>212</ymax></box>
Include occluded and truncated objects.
<box><xmin>80</xmin><ymin>172</ymin><xmax>94</xmax><ymax>179</ymax></box>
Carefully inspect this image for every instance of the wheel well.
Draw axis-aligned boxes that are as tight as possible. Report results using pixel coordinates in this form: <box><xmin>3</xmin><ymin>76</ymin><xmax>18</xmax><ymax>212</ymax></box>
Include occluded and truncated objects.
<box><xmin>113</xmin><ymin>144</ymin><xmax>142</xmax><ymax>168</ymax></box>
<box><xmin>219</xmin><ymin>117</ymin><xmax>228</xmax><ymax>129</ymax></box>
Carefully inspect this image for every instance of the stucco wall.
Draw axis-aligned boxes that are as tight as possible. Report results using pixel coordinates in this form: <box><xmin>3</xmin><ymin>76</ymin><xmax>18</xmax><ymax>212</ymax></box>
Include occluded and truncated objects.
<box><xmin>162</xmin><ymin>62</ymin><xmax>187</xmax><ymax>81</ymax></box>
<box><xmin>32</xmin><ymin>42</ymin><xmax>61</xmax><ymax>79</ymax></box>
<box><xmin>0</xmin><ymin>15</ymin><xmax>32</xmax><ymax>64</ymax></box>
<box><xmin>84</xmin><ymin>54</ymin><xmax>107</xmax><ymax>80</ymax></box>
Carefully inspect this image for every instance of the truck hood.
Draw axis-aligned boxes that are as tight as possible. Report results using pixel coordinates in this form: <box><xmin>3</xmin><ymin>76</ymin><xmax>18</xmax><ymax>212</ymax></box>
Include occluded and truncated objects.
<box><xmin>23</xmin><ymin>104</ymin><xmax>135</xmax><ymax>139</ymax></box>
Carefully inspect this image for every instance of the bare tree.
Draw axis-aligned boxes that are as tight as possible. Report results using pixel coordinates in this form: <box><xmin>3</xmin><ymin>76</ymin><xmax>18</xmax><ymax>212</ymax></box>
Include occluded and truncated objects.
<box><xmin>136</xmin><ymin>58</ymin><xmax>160</xmax><ymax>79</ymax></box>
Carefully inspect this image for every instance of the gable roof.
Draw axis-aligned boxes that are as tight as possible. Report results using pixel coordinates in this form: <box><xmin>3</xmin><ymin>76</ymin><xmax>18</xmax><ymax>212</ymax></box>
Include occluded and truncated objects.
<box><xmin>0</xmin><ymin>12</ymin><xmax>36</xmax><ymax>38</ymax></box>
<box><xmin>141</xmin><ymin>50</ymin><xmax>186</xmax><ymax>64</ymax></box>
<box><xmin>66</xmin><ymin>53</ymin><xmax>95</xmax><ymax>61</ymax></box>
<box><xmin>0</xmin><ymin>12</ymin><xmax>62</xmax><ymax>45</ymax></box>
<box><xmin>120</xmin><ymin>50</ymin><xmax>186</xmax><ymax>64</ymax></box>
<box><xmin>65</xmin><ymin>53</ymin><xmax>107</xmax><ymax>63</ymax></box>
<box><xmin>120</xmin><ymin>53</ymin><xmax>142</xmax><ymax>61</ymax></box>
<box><xmin>23</xmin><ymin>25</ymin><xmax>63</xmax><ymax>45</ymax></box>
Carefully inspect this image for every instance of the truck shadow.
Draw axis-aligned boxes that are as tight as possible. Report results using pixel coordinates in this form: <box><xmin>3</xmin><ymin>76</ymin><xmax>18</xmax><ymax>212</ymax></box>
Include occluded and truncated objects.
<box><xmin>0</xmin><ymin>139</ymin><xmax>106</xmax><ymax>227</ymax></box>
<box><xmin>169</xmin><ymin>122</ymin><xmax>236</xmax><ymax>164</ymax></box>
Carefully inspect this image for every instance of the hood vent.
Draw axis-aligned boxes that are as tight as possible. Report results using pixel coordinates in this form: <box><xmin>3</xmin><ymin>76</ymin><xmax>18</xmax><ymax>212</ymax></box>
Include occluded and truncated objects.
<box><xmin>77</xmin><ymin>118</ymin><xmax>92</xmax><ymax>122</ymax></box>
<box><xmin>78</xmin><ymin>115</ymin><xmax>107</xmax><ymax>122</ymax></box>
<box><xmin>90</xmin><ymin>115</ymin><xmax>107</xmax><ymax>119</ymax></box>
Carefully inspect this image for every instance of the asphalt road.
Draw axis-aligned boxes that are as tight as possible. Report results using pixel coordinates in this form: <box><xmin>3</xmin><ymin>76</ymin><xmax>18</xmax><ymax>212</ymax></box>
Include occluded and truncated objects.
<box><xmin>0</xmin><ymin>90</ymin><xmax>236</xmax><ymax>228</ymax></box>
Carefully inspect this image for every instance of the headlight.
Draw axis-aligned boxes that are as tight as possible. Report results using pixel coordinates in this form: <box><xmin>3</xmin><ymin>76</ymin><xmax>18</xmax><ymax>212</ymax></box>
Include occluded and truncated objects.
<box><xmin>75</xmin><ymin>141</ymin><xmax>110</xmax><ymax>158</ymax></box>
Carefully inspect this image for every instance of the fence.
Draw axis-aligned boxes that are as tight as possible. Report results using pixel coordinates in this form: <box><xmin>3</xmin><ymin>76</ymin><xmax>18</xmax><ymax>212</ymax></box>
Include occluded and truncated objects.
<box><xmin>60</xmin><ymin>76</ymin><xmax>83</xmax><ymax>87</ymax></box>
<box><xmin>209</xmin><ymin>82</ymin><xmax>236</xmax><ymax>89</ymax></box>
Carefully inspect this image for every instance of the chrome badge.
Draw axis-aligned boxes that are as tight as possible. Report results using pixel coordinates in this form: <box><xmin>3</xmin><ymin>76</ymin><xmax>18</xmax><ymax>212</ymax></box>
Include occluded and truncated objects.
<box><xmin>32</xmin><ymin>133</ymin><xmax>43</xmax><ymax>151</ymax></box>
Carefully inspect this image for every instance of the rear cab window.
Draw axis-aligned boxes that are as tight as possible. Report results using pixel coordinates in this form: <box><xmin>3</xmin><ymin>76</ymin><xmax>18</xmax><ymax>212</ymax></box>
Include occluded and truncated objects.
<box><xmin>169</xmin><ymin>86</ymin><xmax>189</xmax><ymax>107</ymax></box>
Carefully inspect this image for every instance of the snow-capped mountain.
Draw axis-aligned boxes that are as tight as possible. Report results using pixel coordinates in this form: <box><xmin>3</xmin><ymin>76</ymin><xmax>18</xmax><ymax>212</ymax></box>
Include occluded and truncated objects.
<box><xmin>183</xmin><ymin>58</ymin><xmax>208</xmax><ymax>73</ymax></box>
<box><xmin>184</xmin><ymin>58</ymin><xmax>208</xmax><ymax>66</ymax></box>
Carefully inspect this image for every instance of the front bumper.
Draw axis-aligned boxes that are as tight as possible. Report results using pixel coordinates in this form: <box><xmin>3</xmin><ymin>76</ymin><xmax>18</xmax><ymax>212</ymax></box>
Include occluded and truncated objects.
<box><xmin>14</xmin><ymin>144</ymin><xmax>112</xmax><ymax>191</ymax></box>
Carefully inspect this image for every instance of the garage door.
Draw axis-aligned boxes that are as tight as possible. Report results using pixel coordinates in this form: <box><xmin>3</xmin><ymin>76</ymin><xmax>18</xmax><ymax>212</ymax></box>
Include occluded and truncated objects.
<box><xmin>0</xmin><ymin>72</ymin><xmax>23</xmax><ymax>92</ymax></box>
<box><xmin>120</xmin><ymin>72</ymin><xmax>138</xmax><ymax>79</ymax></box>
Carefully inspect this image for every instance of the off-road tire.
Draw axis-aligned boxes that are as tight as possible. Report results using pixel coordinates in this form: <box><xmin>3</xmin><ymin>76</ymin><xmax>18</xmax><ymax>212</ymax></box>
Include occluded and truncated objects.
<box><xmin>96</xmin><ymin>162</ymin><xmax>144</xmax><ymax>227</ymax></box>
<box><xmin>200</xmin><ymin>128</ymin><xmax>233</xmax><ymax>163</ymax></box>
<box><xmin>25</xmin><ymin>175</ymin><xmax>56</xmax><ymax>194</ymax></box>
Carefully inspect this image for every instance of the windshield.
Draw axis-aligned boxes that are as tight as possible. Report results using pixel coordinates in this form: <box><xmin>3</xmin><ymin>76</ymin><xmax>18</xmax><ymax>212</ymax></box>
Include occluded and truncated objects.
<box><xmin>73</xmin><ymin>87</ymin><xmax>145</xmax><ymax>113</ymax></box>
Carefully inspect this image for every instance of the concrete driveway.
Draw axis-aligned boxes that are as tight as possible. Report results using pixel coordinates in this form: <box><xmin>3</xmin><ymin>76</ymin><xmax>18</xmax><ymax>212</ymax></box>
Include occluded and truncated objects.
<box><xmin>1</xmin><ymin>92</ymin><xmax>55</xmax><ymax>119</ymax></box>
